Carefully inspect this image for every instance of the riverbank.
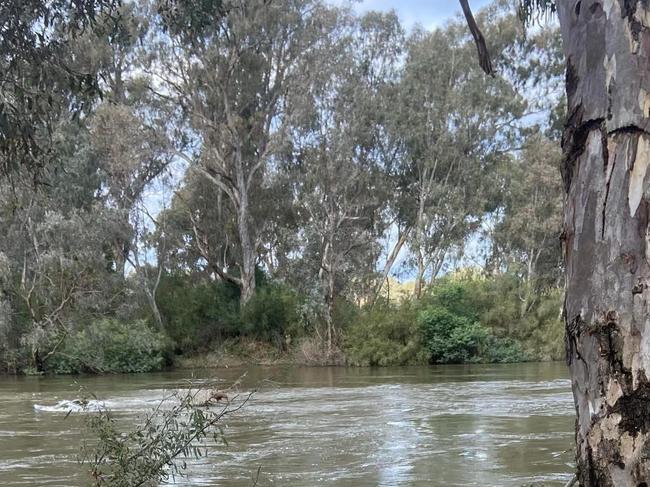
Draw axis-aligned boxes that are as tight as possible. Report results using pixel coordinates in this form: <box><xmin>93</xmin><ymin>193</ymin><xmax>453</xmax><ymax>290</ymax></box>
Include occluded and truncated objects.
<box><xmin>3</xmin><ymin>332</ymin><xmax>561</xmax><ymax>377</ymax></box>
<box><xmin>172</xmin><ymin>339</ymin><xmax>295</xmax><ymax>369</ymax></box>
<box><xmin>172</xmin><ymin>337</ymin><xmax>346</xmax><ymax>370</ymax></box>
<box><xmin>1</xmin><ymin>274</ymin><xmax>565</xmax><ymax>376</ymax></box>
<box><xmin>3</xmin><ymin>260</ymin><xmax>568</xmax><ymax>376</ymax></box>
<box><xmin>170</xmin><ymin>336</ymin><xmax>561</xmax><ymax>372</ymax></box>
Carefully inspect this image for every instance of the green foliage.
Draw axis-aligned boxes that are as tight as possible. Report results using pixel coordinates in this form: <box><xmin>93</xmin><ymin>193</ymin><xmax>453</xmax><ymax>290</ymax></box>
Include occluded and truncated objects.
<box><xmin>429</xmin><ymin>273</ymin><xmax>563</xmax><ymax>361</ymax></box>
<box><xmin>344</xmin><ymin>272</ymin><xmax>558</xmax><ymax>367</ymax></box>
<box><xmin>331</xmin><ymin>297</ymin><xmax>361</xmax><ymax>332</ymax></box>
<box><xmin>82</xmin><ymin>386</ymin><xmax>248</xmax><ymax>486</ymax></box>
<box><xmin>0</xmin><ymin>0</ymin><xmax>120</xmax><ymax>174</ymax></box>
<box><xmin>0</xmin><ymin>348</ymin><xmax>27</xmax><ymax>375</ymax></box>
<box><xmin>484</xmin><ymin>336</ymin><xmax>528</xmax><ymax>363</ymax></box>
<box><xmin>518</xmin><ymin>0</ymin><xmax>556</xmax><ymax>27</ymax></box>
<box><xmin>522</xmin><ymin>287</ymin><xmax>564</xmax><ymax>361</ymax></box>
<box><xmin>240</xmin><ymin>283</ymin><xmax>301</xmax><ymax>345</ymax></box>
<box><xmin>419</xmin><ymin>306</ymin><xmax>488</xmax><ymax>364</ymax></box>
<box><xmin>0</xmin><ymin>0</ymin><xmax>566</xmax><ymax>375</ymax></box>
<box><xmin>156</xmin><ymin>274</ymin><xmax>304</xmax><ymax>353</ymax></box>
<box><xmin>157</xmin><ymin>274</ymin><xmax>241</xmax><ymax>352</ymax></box>
<box><xmin>344</xmin><ymin>302</ymin><xmax>424</xmax><ymax>366</ymax></box>
<box><xmin>47</xmin><ymin>319</ymin><xmax>169</xmax><ymax>374</ymax></box>
<box><xmin>423</xmin><ymin>279</ymin><xmax>482</xmax><ymax>322</ymax></box>
<box><xmin>467</xmin><ymin>273</ymin><xmax>564</xmax><ymax>361</ymax></box>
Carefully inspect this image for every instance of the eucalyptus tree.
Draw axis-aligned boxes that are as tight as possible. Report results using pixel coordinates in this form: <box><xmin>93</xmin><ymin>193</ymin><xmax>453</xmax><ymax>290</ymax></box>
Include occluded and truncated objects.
<box><xmin>556</xmin><ymin>2</ymin><xmax>650</xmax><ymax>484</ymax></box>
<box><xmin>0</xmin><ymin>1</ymin><xmax>124</xmax><ymax>370</ymax></box>
<box><xmin>0</xmin><ymin>147</ymin><xmax>125</xmax><ymax>372</ymax></box>
<box><xmin>74</xmin><ymin>4</ymin><xmax>178</xmax><ymax>279</ymax></box>
<box><xmin>0</xmin><ymin>0</ymin><xmax>120</xmax><ymax>175</ymax></box>
<box><xmin>60</xmin><ymin>4</ymin><xmax>178</xmax><ymax>334</ymax></box>
<box><xmin>491</xmin><ymin>134</ymin><xmax>563</xmax><ymax>312</ymax></box>
<box><xmin>392</xmin><ymin>7</ymin><xmax>527</xmax><ymax>298</ymax></box>
<box><xmin>461</xmin><ymin>0</ymin><xmax>650</xmax><ymax>483</ymax></box>
<box><xmin>158</xmin><ymin>170</ymin><xmax>240</xmax><ymax>280</ymax></box>
<box><xmin>150</xmin><ymin>0</ymin><xmax>330</xmax><ymax>305</ymax></box>
<box><xmin>284</xmin><ymin>10</ymin><xmax>402</xmax><ymax>356</ymax></box>
<box><xmin>0</xmin><ymin>3</ymin><xmax>173</xmax><ymax>370</ymax></box>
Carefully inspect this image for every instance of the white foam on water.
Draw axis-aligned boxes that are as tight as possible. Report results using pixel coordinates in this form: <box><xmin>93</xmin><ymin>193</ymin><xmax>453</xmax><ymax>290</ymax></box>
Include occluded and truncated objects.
<box><xmin>33</xmin><ymin>399</ymin><xmax>104</xmax><ymax>413</ymax></box>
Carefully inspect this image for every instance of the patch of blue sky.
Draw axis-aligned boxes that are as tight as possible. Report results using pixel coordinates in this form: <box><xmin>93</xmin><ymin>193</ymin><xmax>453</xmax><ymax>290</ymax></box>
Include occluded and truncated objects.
<box><xmin>330</xmin><ymin>0</ymin><xmax>493</xmax><ymax>31</ymax></box>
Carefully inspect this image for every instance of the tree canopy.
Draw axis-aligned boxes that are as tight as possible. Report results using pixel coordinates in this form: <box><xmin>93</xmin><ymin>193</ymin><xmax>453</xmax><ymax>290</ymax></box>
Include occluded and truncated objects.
<box><xmin>0</xmin><ymin>0</ymin><xmax>565</xmax><ymax>372</ymax></box>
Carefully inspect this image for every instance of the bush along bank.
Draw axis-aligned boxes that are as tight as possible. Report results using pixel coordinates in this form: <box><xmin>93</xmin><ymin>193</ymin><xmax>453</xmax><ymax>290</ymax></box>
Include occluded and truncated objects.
<box><xmin>1</xmin><ymin>270</ymin><xmax>564</xmax><ymax>374</ymax></box>
<box><xmin>344</xmin><ymin>274</ymin><xmax>563</xmax><ymax>366</ymax></box>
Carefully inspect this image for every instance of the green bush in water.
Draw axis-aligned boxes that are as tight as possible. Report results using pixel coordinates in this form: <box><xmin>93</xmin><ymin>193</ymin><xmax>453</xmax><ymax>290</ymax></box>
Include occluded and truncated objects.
<box><xmin>418</xmin><ymin>306</ymin><xmax>488</xmax><ymax>364</ymax></box>
<box><xmin>48</xmin><ymin>319</ymin><xmax>168</xmax><ymax>374</ymax></box>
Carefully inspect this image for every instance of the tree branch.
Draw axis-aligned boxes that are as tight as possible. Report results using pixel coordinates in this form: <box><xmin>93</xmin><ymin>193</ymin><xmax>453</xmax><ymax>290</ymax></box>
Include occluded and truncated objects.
<box><xmin>458</xmin><ymin>0</ymin><xmax>495</xmax><ymax>77</ymax></box>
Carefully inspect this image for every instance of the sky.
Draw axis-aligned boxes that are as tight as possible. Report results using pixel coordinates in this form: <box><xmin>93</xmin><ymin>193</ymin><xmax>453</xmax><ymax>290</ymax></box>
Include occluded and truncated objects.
<box><xmin>341</xmin><ymin>0</ymin><xmax>492</xmax><ymax>31</ymax></box>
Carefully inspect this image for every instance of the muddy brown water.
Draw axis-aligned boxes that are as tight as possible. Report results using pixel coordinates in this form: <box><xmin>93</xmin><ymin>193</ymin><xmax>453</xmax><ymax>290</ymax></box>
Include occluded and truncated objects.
<box><xmin>0</xmin><ymin>362</ymin><xmax>574</xmax><ymax>486</ymax></box>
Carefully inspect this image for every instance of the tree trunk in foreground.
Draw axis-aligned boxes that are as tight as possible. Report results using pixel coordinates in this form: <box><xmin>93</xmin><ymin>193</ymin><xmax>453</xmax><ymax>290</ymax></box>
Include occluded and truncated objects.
<box><xmin>558</xmin><ymin>2</ymin><xmax>650</xmax><ymax>484</ymax></box>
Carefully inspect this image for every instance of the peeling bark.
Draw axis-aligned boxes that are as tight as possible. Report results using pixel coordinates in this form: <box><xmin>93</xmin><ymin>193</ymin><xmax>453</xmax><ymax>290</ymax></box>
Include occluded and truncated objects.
<box><xmin>558</xmin><ymin>0</ymin><xmax>650</xmax><ymax>484</ymax></box>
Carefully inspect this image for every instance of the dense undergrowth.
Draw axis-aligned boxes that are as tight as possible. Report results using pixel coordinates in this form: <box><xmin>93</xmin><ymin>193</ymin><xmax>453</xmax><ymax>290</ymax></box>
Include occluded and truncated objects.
<box><xmin>344</xmin><ymin>273</ymin><xmax>563</xmax><ymax>366</ymax></box>
<box><xmin>0</xmin><ymin>268</ymin><xmax>563</xmax><ymax>375</ymax></box>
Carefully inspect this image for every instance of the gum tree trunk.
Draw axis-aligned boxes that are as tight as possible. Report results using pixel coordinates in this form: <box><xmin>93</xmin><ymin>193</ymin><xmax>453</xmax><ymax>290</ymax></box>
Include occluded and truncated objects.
<box><xmin>558</xmin><ymin>1</ymin><xmax>650</xmax><ymax>484</ymax></box>
<box><xmin>237</xmin><ymin>196</ymin><xmax>256</xmax><ymax>306</ymax></box>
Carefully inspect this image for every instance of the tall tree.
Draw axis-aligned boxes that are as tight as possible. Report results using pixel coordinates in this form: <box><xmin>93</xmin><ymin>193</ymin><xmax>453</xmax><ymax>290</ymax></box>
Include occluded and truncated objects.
<box><xmin>76</xmin><ymin>4</ymin><xmax>177</xmax><ymax>278</ymax></box>
<box><xmin>287</xmin><ymin>10</ymin><xmax>401</xmax><ymax>356</ymax></box>
<box><xmin>462</xmin><ymin>0</ymin><xmax>650</xmax><ymax>483</ymax></box>
<box><xmin>392</xmin><ymin>8</ymin><xmax>526</xmax><ymax>298</ymax></box>
<box><xmin>0</xmin><ymin>3</ymin><xmax>136</xmax><ymax>372</ymax></box>
<box><xmin>558</xmin><ymin>1</ymin><xmax>650</xmax><ymax>484</ymax></box>
<box><xmin>151</xmin><ymin>0</ymin><xmax>328</xmax><ymax>305</ymax></box>
<box><xmin>491</xmin><ymin>134</ymin><xmax>563</xmax><ymax>313</ymax></box>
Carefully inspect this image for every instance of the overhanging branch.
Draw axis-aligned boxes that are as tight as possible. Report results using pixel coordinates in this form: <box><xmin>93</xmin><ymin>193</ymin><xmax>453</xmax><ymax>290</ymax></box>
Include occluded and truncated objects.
<box><xmin>458</xmin><ymin>0</ymin><xmax>495</xmax><ymax>77</ymax></box>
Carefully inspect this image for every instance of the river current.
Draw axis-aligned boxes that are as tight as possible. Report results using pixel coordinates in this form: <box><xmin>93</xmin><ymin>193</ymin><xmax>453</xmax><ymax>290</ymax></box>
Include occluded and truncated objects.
<box><xmin>0</xmin><ymin>362</ymin><xmax>574</xmax><ymax>486</ymax></box>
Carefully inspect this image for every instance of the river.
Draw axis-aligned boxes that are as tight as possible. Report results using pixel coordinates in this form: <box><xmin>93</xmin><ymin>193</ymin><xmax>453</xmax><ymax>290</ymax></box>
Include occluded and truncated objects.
<box><xmin>0</xmin><ymin>362</ymin><xmax>574</xmax><ymax>486</ymax></box>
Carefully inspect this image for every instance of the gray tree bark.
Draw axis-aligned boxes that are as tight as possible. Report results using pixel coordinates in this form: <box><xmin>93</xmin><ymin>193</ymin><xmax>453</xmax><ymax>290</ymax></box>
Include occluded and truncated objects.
<box><xmin>237</xmin><ymin>191</ymin><xmax>256</xmax><ymax>306</ymax></box>
<box><xmin>372</xmin><ymin>227</ymin><xmax>410</xmax><ymax>306</ymax></box>
<box><xmin>558</xmin><ymin>1</ymin><xmax>650</xmax><ymax>484</ymax></box>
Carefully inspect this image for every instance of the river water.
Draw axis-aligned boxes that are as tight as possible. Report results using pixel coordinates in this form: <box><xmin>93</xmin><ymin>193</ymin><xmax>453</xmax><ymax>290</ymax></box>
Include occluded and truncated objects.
<box><xmin>0</xmin><ymin>362</ymin><xmax>575</xmax><ymax>486</ymax></box>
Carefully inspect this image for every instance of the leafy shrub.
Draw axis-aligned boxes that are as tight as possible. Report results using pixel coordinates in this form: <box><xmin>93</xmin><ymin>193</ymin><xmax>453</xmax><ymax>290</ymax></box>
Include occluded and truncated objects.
<box><xmin>0</xmin><ymin>348</ymin><xmax>26</xmax><ymax>374</ymax></box>
<box><xmin>418</xmin><ymin>306</ymin><xmax>488</xmax><ymax>364</ymax></box>
<box><xmin>344</xmin><ymin>301</ymin><xmax>426</xmax><ymax>366</ymax></box>
<box><xmin>331</xmin><ymin>296</ymin><xmax>360</xmax><ymax>332</ymax></box>
<box><xmin>157</xmin><ymin>274</ymin><xmax>241</xmax><ymax>352</ymax></box>
<box><xmin>483</xmin><ymin>336</ymin><xmax>528</xmax><ymax>363</ymax></box>
<box><xmin>240</xmin><ymin>284</ymin><xmax>300</xmax><ymax>346</ymax></box>
<box><xmin>423</xmin><ymin>279</ymin><xmax>483</xmax><ymax>322</ymax></box>
<box><xmin>83</xmin><ymin>385</ymin><xmax>247</xmax><ymax>486</ymax></box>
<box><xmin>48</xmin><ymin>319</ymin><xmax>168</xmax><ymax>374</ymax></box>
<box><xmin>424</xmin><ymin>273</ymin><xmax>564</xmax><ymax>362</ymax></box>
<box><xmin>157</xmin><ymin>274</ymin><xmax>305</xmax><ymax>352</ymax></box>
<box><xmin>523</xmin><ymin>288</ymin><xmax>564</xmax><ymax>361</ymax></box>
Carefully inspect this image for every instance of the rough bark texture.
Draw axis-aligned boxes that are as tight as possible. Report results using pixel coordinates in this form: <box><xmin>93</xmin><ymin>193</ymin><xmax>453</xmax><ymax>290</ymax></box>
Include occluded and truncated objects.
<box><xmin>558</xmin><ymin>1</ymin><xmax>650</xmax><ymax>484</ymax></box>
